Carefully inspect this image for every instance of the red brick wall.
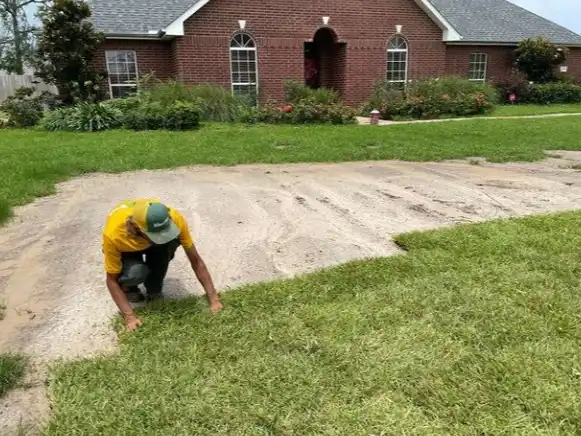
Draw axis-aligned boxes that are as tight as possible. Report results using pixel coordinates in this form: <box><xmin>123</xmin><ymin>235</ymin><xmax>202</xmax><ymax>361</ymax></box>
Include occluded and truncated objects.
<box><xmin>445</xmin><ymin>45</ymin><xmax>515</xmax><ymax>82</ymax></box>
<box><xmin>446</xmin><ymin>45</ymin><xmax>581</xmax><ymax>83</ymax></box>
<box><xmin>94</xmin><ymin>39</ymin><xmax>173</xmax><ymax>97</ymax></box>
<box><xmin>566</xmin><ymin>48</ymin><xmax>581</xmax><ymax>82</ymax></box>
<box><xmin>174</xmin><ymin>0</ymin><xmax>447</xmax><ymax>105</ymax></box>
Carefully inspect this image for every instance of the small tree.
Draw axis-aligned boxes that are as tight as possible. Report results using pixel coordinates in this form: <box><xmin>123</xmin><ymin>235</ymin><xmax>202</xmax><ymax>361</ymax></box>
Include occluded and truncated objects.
<box><xmin>515</xmin><ymin>36</ymin><xmax>569</xmax><ymax>83</ymax></box>
<box><xmin>33</xmin><ymin>0</ymin><xmax>105</xmax><ymax>104</ymax></box>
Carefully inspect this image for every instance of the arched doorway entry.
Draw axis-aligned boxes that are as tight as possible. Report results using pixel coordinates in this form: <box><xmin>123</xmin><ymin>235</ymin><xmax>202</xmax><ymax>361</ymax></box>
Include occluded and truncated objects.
<box><xmin>304</xmin><ymin>27</ymin><xmax>346</xmax><ymax>95</ymax></box>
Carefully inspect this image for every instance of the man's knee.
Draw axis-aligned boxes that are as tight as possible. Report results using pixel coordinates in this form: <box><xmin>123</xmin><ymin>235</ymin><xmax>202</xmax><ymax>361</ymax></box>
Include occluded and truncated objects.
<box><xmin>119</xmin><ymin>262</ymin><xmax>150</xmax><ymax>286</ymax></box>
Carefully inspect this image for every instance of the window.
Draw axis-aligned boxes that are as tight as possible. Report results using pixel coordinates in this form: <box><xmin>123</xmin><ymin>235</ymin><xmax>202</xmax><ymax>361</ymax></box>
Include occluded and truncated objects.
<box><xmin>387</xmin><ymin>36</ymin><xmax>408</xmax><ymax>88</ymax></box>
<box><xmin>468</xmin><ymin>53</ymin><xmax>487</xmax><ymax>82</ymax></box>
<box><xmin>230</xmin><ymin>33</ymin><xmax>258</xmax><ymax>100</ymax></box>
<box><xmin>105</xmin><ymin>51</ymin><xmax>138</xmax><ymax>98</ymax></box>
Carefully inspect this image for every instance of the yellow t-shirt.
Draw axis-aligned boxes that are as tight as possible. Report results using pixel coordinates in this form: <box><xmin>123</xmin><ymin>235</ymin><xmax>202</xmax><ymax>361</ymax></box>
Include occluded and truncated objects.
<box><xmin>102</xmin><ymin>199</ymin><xmax>194</xmax><ymax>274</ymax></box>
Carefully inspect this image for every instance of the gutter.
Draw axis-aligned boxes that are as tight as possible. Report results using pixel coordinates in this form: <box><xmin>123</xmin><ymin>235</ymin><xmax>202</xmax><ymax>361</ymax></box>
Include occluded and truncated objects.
<box><xmin>104</xmin><ymin>29</ymin><xmax>170</xmax><ymax>40</ymax></box>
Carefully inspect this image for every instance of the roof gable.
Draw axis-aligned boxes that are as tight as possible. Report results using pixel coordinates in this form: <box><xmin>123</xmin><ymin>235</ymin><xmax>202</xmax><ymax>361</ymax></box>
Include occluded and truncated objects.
<box><xmin>430</xmin><ymin>0</ymin><xmax>581</xmax><ymax>45</ymax></box>
<box><xmin>88</xmin><ymin>0</ymin><xmax>204</xmax><ymax>36</ymax></box>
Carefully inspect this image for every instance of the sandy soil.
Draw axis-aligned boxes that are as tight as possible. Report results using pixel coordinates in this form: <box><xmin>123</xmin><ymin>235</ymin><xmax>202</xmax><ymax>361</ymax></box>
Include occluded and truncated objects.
<box><xmin>1</xmin><ymin>153</ymin><xmax>581</xmax><ymax>433</ymax></box>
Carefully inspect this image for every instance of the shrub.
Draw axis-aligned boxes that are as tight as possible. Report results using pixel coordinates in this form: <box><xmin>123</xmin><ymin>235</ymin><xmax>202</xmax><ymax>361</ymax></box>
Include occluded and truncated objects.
<box><xmin>493</xmin><ymin>70</ymin><xmax>531</xmax><ymax>103</ymax></box>
<box><xmin>40</xmin><ymin>102</ymin><xmax>122</xmax><ymax>131</ymax></box>
<box><xmin>241</xmin><ymin>98</ymin><xmax>356</xmax><ymax>125</ymax></box>
<box><xmin>68</xmin><ymin>102</ymin><xmax>122</xmax><ymax>131</ymax></box>
<box><xmin>141</xmin><ymin>79</ymin><xmax>196</xmax><ymax>106</ymax></box>
<box><xmin>101</xmin><ymin>97</ymin><xmax>141</xmax><ymax>114</ymax></box>
<box><xmin>163</xmin><ymin>101</ymin><xmax>201</xmax><ymax>130</ymax></box>
<box><xmin>39</xmin><ymin>107</ymin><xmax>75</xmax><ymax>131</ymax></box>
<box><xmin>124</xmin><ymin>101</ymin><xmax>200</xmax><ymax>131</ymax></box>
<box><xmin>364</xmin><ymin>76</ymin><xmax>497</xmax><ymax>120</ymax></box>
<box><xmin>139</xmin><ymin>78</ymin><xmax>248</xmax><ymax>122</ymax></box>
<box><xmin>189</xmin><ymin>84</ymin><xmax>250</xmax><ymax>122</ymax></box>
<box><xmin>0</xmin><ymin>86</ymin><xmax>44</xmax><ymax>127</ymax></box>
<box><xmin>291</xmin><ymin>98</ymin><xmax>356</xmax><ymax>124</ymax></box>
<box><xmin>406</xmin><ymin>76</ymin><xmax>499</xmax><ymax>104</ymax></box>
<box><xmin>528</xmin><ymin>82</ymin><xmax>581</xmax><ymax>104</ymax></box>
<box><xmin>360</xmin><ymin>79</ymin><xmax>404</xmax><ymax>115</ymax></box>
<box><xmin>284</xmin><ymin>80</ymin><xmax>340</xmax><ymax>104</ymax></box>
<box><xmin>123</xmin><ymin>101</ymin><xmax>167</xmax><ymax>130</ymax></box>
<box><xmin>389</xmin><ymin>93</ymin><xmax>493</xmax><ymax>120</ymax></box>
<box><xmin>515</xmin><ymin>37</ymin><xmax>569</xmax><ymax>83</ymax></box>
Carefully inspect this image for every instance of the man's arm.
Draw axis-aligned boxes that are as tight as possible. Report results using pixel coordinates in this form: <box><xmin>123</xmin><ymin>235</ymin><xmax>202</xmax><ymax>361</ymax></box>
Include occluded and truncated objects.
<box><xmin>106</xmin><ymin>273</ymin><xmax>142</xmax><ymax>331</ymax></box>
<box><xmin>184</xmin><ymin>244</ymin><xmax>223</xmax><ymax>313</ymax></box>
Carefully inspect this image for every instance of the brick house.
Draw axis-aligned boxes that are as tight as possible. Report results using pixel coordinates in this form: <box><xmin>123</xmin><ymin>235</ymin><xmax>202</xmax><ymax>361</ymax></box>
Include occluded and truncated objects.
<box><xmin>89</xmin><ymin>0</ymin><xmax>581</xmax><ymax>105</ymax></box>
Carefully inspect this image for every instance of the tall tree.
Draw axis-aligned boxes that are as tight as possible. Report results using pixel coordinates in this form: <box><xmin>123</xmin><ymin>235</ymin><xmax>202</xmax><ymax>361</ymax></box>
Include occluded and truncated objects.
<box><xmin>33</xmin><ymin>0</ymin><xmax>104</xmax><ymax>104</ymax></box>
<box><xmin>0</xmin><ymin>0</ymin><xmax>43</xmax><ymax>74</ymax></box>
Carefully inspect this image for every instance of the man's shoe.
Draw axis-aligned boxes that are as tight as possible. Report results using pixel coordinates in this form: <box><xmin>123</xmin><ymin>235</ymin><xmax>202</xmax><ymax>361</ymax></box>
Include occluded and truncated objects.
<box><xmin>124</xmin><ymin>287</ymin><xmax>145</xmax><ymax>303</ymax></box>
<box><xmin>146</xmin><ymin>292</ymin><xmax>164</xmax><ymax>302</ymax></box>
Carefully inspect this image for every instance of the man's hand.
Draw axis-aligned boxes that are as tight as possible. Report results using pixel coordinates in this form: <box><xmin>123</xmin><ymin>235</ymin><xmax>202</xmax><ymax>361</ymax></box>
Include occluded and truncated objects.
<box><xmin>124</xmin><ymin>313</ymin><xmax>143</xmax><ymax>331</ymax></box>
<box><xmin>185</xmin><ymin>244</ymin><xmax>223</xmax><ymax>314</ymax></box>
<box><xmin>210</xmin><ymin>300</ymin><xmax>224</xmax><ymax>313</ymax></box>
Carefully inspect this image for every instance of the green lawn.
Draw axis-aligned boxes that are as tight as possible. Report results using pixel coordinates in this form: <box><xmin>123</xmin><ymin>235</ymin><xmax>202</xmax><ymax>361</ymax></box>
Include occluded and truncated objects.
<box><xmin>491</xmin><ymin>104</ymin><xmax>581</xmax><ymax>117</ymax></box>
<box><xmin>45</xmin><ymin>211</ymin><xmax>581</xmax><ymax>435</ymax></box>
<box><xmin>2</xmin><ymin>116</ymin><xmax>581</xmax><ymax>224</ymax></box>
<box><xmin>0</xmin><ymin>305</ymin><xmax>26</xmax><ymax>399</ymax></box>
<box><xmin>0</xmin><ymin>353</ymin><xmax>26</xmax><ymax>398</ymax></box>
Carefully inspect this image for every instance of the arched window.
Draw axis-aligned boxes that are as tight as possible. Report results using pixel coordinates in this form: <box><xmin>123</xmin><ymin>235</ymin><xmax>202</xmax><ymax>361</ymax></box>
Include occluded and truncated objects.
<box><xmin>387</xmin><ymin>36</ymin><xmax>408</xmax><ymax>88</ymax></box>
<box><xmin>230</xmin><ymin>33</ymin><xmax>258</xmax><ymax>100</ymax></box>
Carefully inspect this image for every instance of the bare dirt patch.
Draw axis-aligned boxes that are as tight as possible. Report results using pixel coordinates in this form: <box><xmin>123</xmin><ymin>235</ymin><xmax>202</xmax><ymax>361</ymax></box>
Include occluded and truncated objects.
<box><xmin>1</xmin><ymin>155</ymin><xmax>581</xmax><ymax>432</ymax></box>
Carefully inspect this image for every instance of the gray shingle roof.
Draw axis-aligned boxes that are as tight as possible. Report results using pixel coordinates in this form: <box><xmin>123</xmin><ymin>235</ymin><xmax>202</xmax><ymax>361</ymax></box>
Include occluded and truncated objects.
<box><xmin>88</xmin><ymin>0</ymin><xmax>202</xmax><ymax>36</ymax></box>
<box><xmin>430</xmin><ymin>0</ymin><xmax>581</xmax><ymax>44</ymax></box>
<box><xmin>88</xmin><ymin>0</ymin><xmax>581</xmax><ymax>45</ymax></box>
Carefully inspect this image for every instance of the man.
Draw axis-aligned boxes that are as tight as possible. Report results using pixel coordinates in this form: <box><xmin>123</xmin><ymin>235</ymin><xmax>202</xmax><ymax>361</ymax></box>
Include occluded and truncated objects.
<box><xmin>102</xmin><ymin>198</ymin><xmax>223</xmax><ymax>331</ymax></box>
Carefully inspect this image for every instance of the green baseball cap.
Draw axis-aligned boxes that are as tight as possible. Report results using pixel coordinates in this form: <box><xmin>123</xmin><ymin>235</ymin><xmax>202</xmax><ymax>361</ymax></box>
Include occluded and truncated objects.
<box><xmin>133</xmin><ymin>201</ymin><xmax>180</xmax><ymax>245</ymax></box>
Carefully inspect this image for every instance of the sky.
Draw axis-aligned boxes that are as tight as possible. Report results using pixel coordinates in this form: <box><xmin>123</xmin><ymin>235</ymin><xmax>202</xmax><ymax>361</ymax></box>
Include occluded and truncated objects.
<box><xmin>23</xmin><ymin>1</ymin><xmax>581</xmax><ymax>35</ymax></box>
<box><xmin>508</xmin><ymin>0</ymin><xmax>581</xmax><ymax>34</ymax></box>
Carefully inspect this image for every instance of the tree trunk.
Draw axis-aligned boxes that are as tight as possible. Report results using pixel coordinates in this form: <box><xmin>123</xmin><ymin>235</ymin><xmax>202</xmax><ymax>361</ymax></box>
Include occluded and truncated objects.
<box><xmin>10</xmin><ymin>1</ymin><xmax>23</xmax><ymax>74</ymax></box>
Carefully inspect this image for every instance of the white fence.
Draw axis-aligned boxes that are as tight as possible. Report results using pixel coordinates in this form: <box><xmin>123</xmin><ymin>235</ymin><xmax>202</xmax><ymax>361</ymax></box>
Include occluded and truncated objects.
<box><xmin>0</xmin><ymin>73</ymin><xmax>57</xmax><ymax>102</ymax></box>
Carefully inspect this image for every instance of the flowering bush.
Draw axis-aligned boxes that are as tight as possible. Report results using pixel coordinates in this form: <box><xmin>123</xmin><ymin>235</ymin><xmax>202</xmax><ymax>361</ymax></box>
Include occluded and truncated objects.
<box><xmin>365</xmin><ymin>76</ymin><xmax>497</xmax><ymax>120</ymax></box>
<box><xmin>239</xmin><ymin>98</ymin><xmax>356</xmax><ymax>125</ymax></box>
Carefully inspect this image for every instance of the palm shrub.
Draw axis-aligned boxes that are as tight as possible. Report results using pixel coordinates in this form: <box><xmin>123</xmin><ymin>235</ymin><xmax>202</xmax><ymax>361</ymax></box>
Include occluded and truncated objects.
<box><xmin>40</xmin><ymin>102</ymin><xmax>122</xmax><ymax>131</ymax></box>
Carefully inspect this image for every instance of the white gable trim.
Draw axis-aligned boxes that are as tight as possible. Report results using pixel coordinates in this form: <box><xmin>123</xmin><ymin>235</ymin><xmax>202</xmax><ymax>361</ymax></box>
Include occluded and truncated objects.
<box><xmin>163</xmin><ymin>0</ymin><xmax>462</xmax><ymax>41</ymax></box>
<box><xmin>164</xmin><ymin>0</ymin><xmax>212</xmax><ymax>36</ymax></box>
<box><xmin>414</xmin><ymin>0</ymin><xmax>463</xmax><ymax>41</ymax></box>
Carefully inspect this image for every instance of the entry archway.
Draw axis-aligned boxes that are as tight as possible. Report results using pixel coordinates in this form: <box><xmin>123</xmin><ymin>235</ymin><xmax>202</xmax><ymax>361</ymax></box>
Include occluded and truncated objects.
<box><xmin>304</xmin><ymin>27</ymin><xmax>346</xmax><ymax>95</ymax></box>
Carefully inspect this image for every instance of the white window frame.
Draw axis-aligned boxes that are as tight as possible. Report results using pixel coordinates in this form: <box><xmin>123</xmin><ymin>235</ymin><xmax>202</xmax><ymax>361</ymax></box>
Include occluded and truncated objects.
<box><xmin>468</xmin><ymin>53</ymin><xmax>488</xmax><ymax>82</ymax></box>
<box><xmin>229</xmin><ymin>33</ymin><xmax>258</xmax><ymax>100</ymax></box>
<box><xmin>387</xmin><ymin>36</ymin><xmax>408</xmax><ymax>87</ymax></box>
<box><xmin>105</xmin><ymin>50</ymin><xmax>139</xmax><ymax>99</ymax></box>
